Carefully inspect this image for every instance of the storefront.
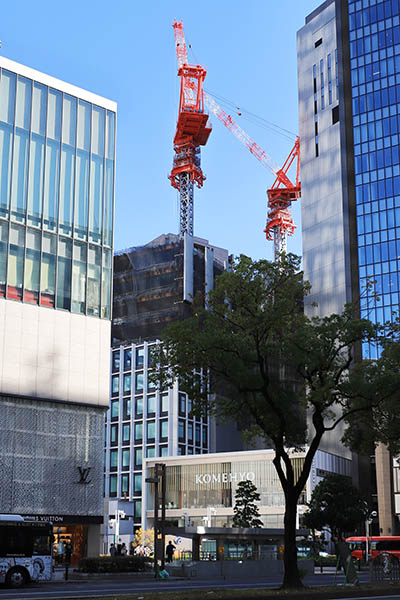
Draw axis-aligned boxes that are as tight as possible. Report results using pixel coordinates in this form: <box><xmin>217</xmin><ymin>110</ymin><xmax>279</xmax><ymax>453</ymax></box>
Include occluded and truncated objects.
<box><xmin>21</xmin><ymin>514</ymin><xmax>103</xmax><ymax>566</ymax></box>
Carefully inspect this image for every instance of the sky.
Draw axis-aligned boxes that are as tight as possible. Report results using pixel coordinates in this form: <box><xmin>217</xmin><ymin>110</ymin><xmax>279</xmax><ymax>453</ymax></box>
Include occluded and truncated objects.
<box><xmin>1</xmin><ymin>0</ymin><xmax>322</xmax><ymax>261</ymax></box>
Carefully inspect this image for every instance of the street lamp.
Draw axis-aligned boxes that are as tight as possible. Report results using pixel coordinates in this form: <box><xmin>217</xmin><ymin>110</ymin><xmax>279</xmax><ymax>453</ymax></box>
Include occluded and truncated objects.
<box><xmin>365</xmin><ymin>510</ymin><xmax>377</xmax><ymax>562</ymax></box>
<box><xmin>145</xmin><ymin>463</ymin><xmax>166</xmax><ymax>578</ymax></box>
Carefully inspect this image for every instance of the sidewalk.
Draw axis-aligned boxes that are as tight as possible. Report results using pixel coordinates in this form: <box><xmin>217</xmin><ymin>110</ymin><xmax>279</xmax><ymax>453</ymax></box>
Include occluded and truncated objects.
<box><xmin>52</xmin><ymin>567</ymin><xmax>179</xmax><ymax>583</ymax></box>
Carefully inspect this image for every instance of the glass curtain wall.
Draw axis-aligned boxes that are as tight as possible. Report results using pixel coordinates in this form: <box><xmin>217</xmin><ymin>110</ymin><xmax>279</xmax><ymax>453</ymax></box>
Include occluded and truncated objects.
<box><xmin>0</xmin><ymin>66</ymin><xmax>115</xmax><ymax>316</ymax></box>
<box><xmin>348</xmin><ymin>0</ymin><xmax>400</xmax><ymax>357</ymax></box>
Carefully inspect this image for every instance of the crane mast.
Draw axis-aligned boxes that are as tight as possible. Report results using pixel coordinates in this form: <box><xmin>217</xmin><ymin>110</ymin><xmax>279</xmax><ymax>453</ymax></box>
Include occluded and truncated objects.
<box><xmin>204</xmin><ymin>94</ymin><xmax>300</xmax><ymax>259</ymax></box>
<box><xmin>169</xmin><ymin>21</ymin><xmax>211</xmax><ymax>237</ymax></box>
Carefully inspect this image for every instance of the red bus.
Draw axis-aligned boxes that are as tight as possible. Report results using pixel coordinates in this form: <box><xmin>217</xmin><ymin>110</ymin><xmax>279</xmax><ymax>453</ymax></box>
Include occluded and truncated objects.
<box><xmin>346</xmin><ymin>536</ymin><xmax>400</xmax><ymax>561</ymax></box>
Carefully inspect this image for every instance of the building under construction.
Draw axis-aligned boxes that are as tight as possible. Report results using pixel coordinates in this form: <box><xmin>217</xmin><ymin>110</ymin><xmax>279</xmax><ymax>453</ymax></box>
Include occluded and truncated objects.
<box><xmin>112</xmin><ymin>233</ymin><xmax>229</xmax><ymax>344</ymax></box>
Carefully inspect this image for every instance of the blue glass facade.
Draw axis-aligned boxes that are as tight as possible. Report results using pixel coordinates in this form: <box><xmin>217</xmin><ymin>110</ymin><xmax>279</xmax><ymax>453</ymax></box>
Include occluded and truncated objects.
<box><xmin>348</xmin><ymin>0</ymin><xmax>400</xmax><ymax>357</ymax></box>
<box><xmin>0</xmin><ymin>67</ymin><xmax>115</xmax><ymax>318</ymax></box>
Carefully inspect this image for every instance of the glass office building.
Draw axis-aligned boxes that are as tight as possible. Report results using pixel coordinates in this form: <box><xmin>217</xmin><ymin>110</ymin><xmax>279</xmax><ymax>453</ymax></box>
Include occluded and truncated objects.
<box><xmin>0</xmin><ymin>65</ymin><xmax>114</xmax><ymax>317</ymax></box>
<box><xmin>0</xmin><ymin>56</ymin><xmax>116</xmax><ymax>557</ymax></box>
<box><xmin>298</xmin><ymin>0</ymin><xmax>400</xmax><ymax>537</ymax></box>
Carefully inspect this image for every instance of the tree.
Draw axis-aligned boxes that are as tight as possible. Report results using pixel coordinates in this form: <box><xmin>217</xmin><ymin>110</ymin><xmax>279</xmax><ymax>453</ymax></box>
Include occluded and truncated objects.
<box><xmin>303</xmin><ymin>473</ymin><xmax>368</xmax><ymax>539</ymax></box>
<box><xmin>232</xmin><ymin>480</ymin><xmax>263</xmax><ymax>528</ymax></box>
<box><xmin>151</xmin><ymin>254</ymin><xmax>400</xmax><ymax>589</ymax></box>
<box><xmin>132</xmin><ymin>528</ymin><xmax>154</xmax><ymax>555</ymax></box>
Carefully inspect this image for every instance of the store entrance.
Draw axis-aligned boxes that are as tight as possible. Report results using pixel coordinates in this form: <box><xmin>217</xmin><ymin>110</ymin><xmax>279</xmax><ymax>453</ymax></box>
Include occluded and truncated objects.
<box><xmin>53</xmin><ymin>525</ymin><xmax>88</xmax><ymax>567</ymax></box>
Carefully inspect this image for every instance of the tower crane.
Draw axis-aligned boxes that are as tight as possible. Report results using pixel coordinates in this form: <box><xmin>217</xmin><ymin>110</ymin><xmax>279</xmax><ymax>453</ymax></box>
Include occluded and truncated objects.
<box><xmin>204</xmin><ymin>94</ymin><xmax>300</xmax><ymax>259</ymax></box>
<box><xmin>169</xmin><ymin>20</ymin><xmax>211</xmax><ymax>237</ymax></box>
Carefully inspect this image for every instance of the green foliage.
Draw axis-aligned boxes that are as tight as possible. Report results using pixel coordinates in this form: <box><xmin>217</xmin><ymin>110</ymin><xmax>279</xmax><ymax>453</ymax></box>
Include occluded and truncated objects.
<box><xmin>151</xmin><ymin>253</ymin><xmax>400</xmax><ymax>588</ymax></box>
<box><xmin>303</xmin><ymin>473</ymin><xmax>368</xmax><ymax>538</ymax></box>
<box><xmin>232</xmin><ymin>480</ymin><xmax>264</xmax><ymax>528</ymax></box>
<box><xmin>78</xmin><ymin>555</ymin><xmax>149</xmax><ymax>573</ymax></box>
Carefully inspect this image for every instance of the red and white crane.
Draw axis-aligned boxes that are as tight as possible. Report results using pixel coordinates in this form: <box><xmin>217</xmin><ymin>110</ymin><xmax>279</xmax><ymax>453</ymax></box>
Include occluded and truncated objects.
<box><xmin>169</xmin><ymin>20</ymin><xmax>211</xmax><ymax>237</ymax></box>
<box><xmin>204</xmin><ymin>94</ymin><xmax>300</xmax><ymax>259</ymax></box>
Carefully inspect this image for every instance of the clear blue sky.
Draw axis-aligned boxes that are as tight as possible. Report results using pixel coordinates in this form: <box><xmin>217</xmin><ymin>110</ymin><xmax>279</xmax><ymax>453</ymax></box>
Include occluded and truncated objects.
<box><xmin>2</xmin><ymin>0</ymin><xmax>322</xmax><ymax>261</ymax></box>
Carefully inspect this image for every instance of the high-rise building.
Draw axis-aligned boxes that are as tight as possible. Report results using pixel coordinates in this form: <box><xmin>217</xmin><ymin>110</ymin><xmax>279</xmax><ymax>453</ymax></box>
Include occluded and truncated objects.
<box><xmin>298</xmin><ymin>0</ymin><xmax>400</xmax><ymax>534</ymax></box>
<box><xmin>102</xmin><ymin>233</ymin><xmax>245</xmax><ymax>550</ymax></box>
<box><xmin>0</xmin><ymin>56</ymin><xmax>116</xmax><ymax>558</ymax></box>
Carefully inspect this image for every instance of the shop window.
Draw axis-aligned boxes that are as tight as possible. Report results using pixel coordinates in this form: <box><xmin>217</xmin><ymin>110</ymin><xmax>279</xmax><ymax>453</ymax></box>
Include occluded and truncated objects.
<box><xmin>109</xmin><ymin>474</ymin><xmax>117</xmax><ymax>497</ymax></box>
<box><xmin>147</xmin><ymin>421</ymin><xmax>155</xmax><ymax>441</ymax></box>
<box><xmin>134</xmin><ymin>423</ymin><xmax>143</xmax><ymax>443</ymax></box>
<box><xmin>179</xmin><ymin>393</ymin><xmax>186</xmax><ymax>416</ymax></box>
<box><xmin>110</xmin><ymin>424</ymin><xmax>118</xmax><ymax>446</ymax></box>
<box><xmin>160</xmin><ymin>420</ymin><xmax>168</xmax><ymax>440</ymax></box>
<box><xmin>111</xmin><ymin>375</ymin><xmax>119</xmax><ymax>396</ymax></box>
<box><xmin>110</xmin><ymin>449</ymin><xmax>118</xmax><ymax>470</ymax></box>
<box><xmin>134</xmin><ymin>447</ymin><xmax>142</xmax><ymax>468</ymax></box>
<box><xmin>135</xmin><ymin>372</ymin><xmax>144</xmax><ymax>392</ymax></box>
<box><xmin>122</xmin><ymin>424</ymin><xmax>130</xmax><ymax>444</ymax></box>
<box><xmin>178</xmin><ymin>420</ymin><xmax>185</xmax><ymax>442</ymax></box>
<box><xmin>136</xmin><ymin>347</ymin><xmax>144</xmax><ymax>369</ymax></box>
<box><xmin>121</xmin><ymin>474</ymin><xmax>129</xmax><ymax>496</ymax></box>
<box><xmin>133</xmin><ymin>474</ymin><xmax>142</xmax><ymax>494</ymax></box>
<box><xmin>111</xmin><ymin>400</ymin><xmax>119</xmax><ymax>420</ymax></box>
<box><xmin>160</xmin><ymin>393</ymin><xmax>168</xmax><ymax>415</ymax></box>
<box><xmin>124</xmin><ymin>348</ymin><xmax>132</xmax><ymax>371</ymax></box>
<box><xmin>147</xmin><ymin>395</ymin><xmax>155</xmax><ymax>415</ymax></box>
<box><xmin>122</xmin><ymin>448</ymin><xmax>130</xmax><ymax>470</ymax></box>
<box><xmin>112</xmin><ymin>350</ymin><xmax>120</xmax><ymax>373</ymax></box>
<box><xmin>135</xmin><ymin>397</ymin><xmax>143</xmax><ymax>417</ymax></box>
<box><xmin>123</xmin><ymin>398</ymin><xmax>131</xmax><ymax>420</ymax></box>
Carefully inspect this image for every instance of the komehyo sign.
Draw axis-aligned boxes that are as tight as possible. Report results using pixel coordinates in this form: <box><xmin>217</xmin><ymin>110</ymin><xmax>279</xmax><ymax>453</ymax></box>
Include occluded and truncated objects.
<box><xmin>195</xmin><ymin>471</ymin><xmax>255</xmax><ymax>485</ymax></box>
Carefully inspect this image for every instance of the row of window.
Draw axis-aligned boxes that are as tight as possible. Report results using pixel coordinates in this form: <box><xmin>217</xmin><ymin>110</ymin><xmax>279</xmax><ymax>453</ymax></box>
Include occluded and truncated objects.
<box><xmin>359</xmin><ymin>260</ymin><xmax>398</xmax><ymax>278</ymax></box>
<box><xmin>111</xmin><ymin>372</ymin><xmax>156</xmax><ymax>396</ymax></box>
<box><xmin>349</xmin><ymin>2</ymin><xmax>399</xmax><ymax>31</ymax></box>
<box><xmin>107</xmin><ymin>420</ymin><xmax>208</xmax><ymax>447</ymax></box>
<box><xmin>0</xmin><ymin>69</ymin><xmax>115</xmax><ymax>246</ymax></box>
<box><xmin>110</xmin><ymin>395</ymin><xmax>169</xmax><ymax>420</ymax></box>
<box><xmin>356</xmin><ymin>193</ymin><xmax>400</xmax><ymax>213</ymax></box>
<box><xmin>112</xmin><ymin>347</ymin><xmax>146</xmax><ymax>372</ymax></box>
<box><xmin>0</xmin><ymin>220</ymin><xmax>111</xmax><ymax>316</ymax></box>
<box><xmin>357</xmin><ymin>206</ymin><xmax>400</xmax><ymax>231</ymax></box>
<box><xmin>356</xmin><ymin>175</ymin><xmax>400</xmax><ymax>201</ymax></box>
<box><xmin>358</xmin><ymin>240</ymin><xmax>400</xmax><ymax>265</ymax></box>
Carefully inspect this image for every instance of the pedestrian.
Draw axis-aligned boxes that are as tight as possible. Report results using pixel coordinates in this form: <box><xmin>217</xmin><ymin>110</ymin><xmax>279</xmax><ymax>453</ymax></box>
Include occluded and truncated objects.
<box><xmin>56</xmin><ymin>539</ymin><xmax>65</xmax><ymax>566</ymax></box>
<box><xmin>121</xmin><ymin>542</ymin><xmax>127</xmax><ymax>556</ymax></box>
<box><xmin>110</xmin><ymin>543</ymin><xmax>117</xmax><ymax>557</ymax></box>
<box><xmin>165</xmin><ymin>540</ymin><xmax>176</xmax><ymax>563</ymax></box>
<box><xmin>129</xmin><ymin>541</ymin><xmax>135</xmax><ymax>555</ymax></box>
<box><xmin>117</xmin><ymin>540</ymin><xmax>122</xmax><ymax>555</ymax></box>
<box><xmin>64</xmin><ymin>542</ymin><xmax>73</xmax><ymax>581</ymax></box>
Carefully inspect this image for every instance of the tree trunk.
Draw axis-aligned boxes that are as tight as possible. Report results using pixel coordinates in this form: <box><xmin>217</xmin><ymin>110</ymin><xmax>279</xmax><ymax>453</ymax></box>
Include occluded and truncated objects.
<box><xmin>281</xmin><ymin>492</ymin><xmax>303</xmax><ymax>589</ymax></box>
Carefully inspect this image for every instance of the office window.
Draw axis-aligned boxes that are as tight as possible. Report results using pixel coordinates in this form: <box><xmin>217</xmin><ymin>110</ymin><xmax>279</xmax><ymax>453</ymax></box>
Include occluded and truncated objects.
<box><xmin>123</xmin><ymin>398</ymin><xmax>131</xmax><ymax>420</ymax></box>
<box><xmin>160</xmin><ymin>420</ymin><xmax>168</xmax><ymax>440</ymax></box>
<box><xmin>178</xmin><ymin>445</ymin><xmax>186</xmax><ymax>456</ymax></box>
<box><xmin>147</xmin><ymin>446</ymin><xmax>155</xmax><ymax>458</ymax></box>
<box><xmin>179</xmin><ymin>393</ymin><xmax>186</xmax><ymax>416</ymax></box>
<box><xmin>135</xmin><ymin>372</ymin><xmax>144</xmax><ymax>392</ymax></box>
<box><xmin>134</xmin><ymin>499</ymin><xmax>142</xmax><ymax>519</ymax></box>
<box><xmin>187</xmin><ymin>422</ymin><xmax>193</xmax><ymax>444</ymax></box>
<box><xmin>178</xmin><ymin>420</ymin><xmax>185</xmax><ymax>442</ymax></box>
<box><xmin>110</xmin><ymin>424</ymin><xmax>118</xmax><ymax>445</ymax></box>
<box><xmin>87</xmin><ymin>244</ymin><xmax>101</xmax><ymax>316</ymax></box>
<box><xmin>134</xmin><ymin>423</ymin><xmax>143</xmax><ymax>443</ymax></box>
<box><xmin>160</xmin><ymin>393</ymin><xmax>168</xmax><ymax>414</ymax></box>
<box><xmin>111</xmin><ymin>375</ymin><xmax>119</xmax><ymax>396</ymax></box>
<box><xmin>124</xmin><ymin>349</ymin><xmax>132</xmax><ymax>371</ymax></box>
<box><xmin>133</xmin><ymin>474</ymin><xmax>142</xmax><ymax>494</ymax></box>
<box><xmin>122</xmin><ymin>424</ymin><xmax>130</xmax><ymax>444</ymax></box>
<box><xmin>122</xmin><ymin>448</ymin><xmax>130</xmax><ymax>470</ymax></box>
<box><xmin>147</xmin><ymin>421</ymin><xmax>155</xmax><ymax>441</ymax></box>
<box><xmin>121</xmin><ymin>473</ymin><xmax>129</xmax><ymax>496</ymax></box>
<box><xmin>24</xmin><ymin>228</ymin><xmax>40</xmax><ymax>303</ymax></box>
<box><xmin>7</xmin><ymin>224</ymin><xmax>24</xmax><ymax>300</ymax></box>
<box><xmin>123</xmin><ymin>374</ymin><xmax>131</xmax><ymax>394</ymax></box>
<box><xmin>110</xmin><ymin>449</ymin><xmax>118</xmax><ymax>469</ymax></box>
<box><xmin>134</xmin><ymin>447</ymin><xmax>142</xmax><ymax>468</ymax></box>
<box><xmin>111</xmin><ymin>400</ymin><xmax>119</xmax><ymax>419</ymax></box>
<box><xmin>109</xmin><ymin>474</ymin><xmax>117</xmax><ymax>497</ymax></box>
<box><xmin>195</xmin><ymin>423</ymin><xmax>201</xmax><ymax>445</ymax></box>
<box><xmin>112</xmin><ymin>352</ymin><xmax>120</xmax><ymax>373</ymax></box>
<box><xmin>136</xmin><ymin>347</ymin><xmax>145</xmax><ymax>369</ymax></box>
<box><xmin>202</xmin><ymin>426</ymin><xmax>208</xmax><ymax>447</ymax></box>
<box><xmin>135</xmin><ymin>397</ymin><xmax>143</xmax><ymax>417</ymax></box>
<box><xmin>56</xmin><ymin>236</ymin><xmax>72</xmax><ymax>310</ymax></box>
<box><xmin>160</xmin><ymin>446</ymin><xmax>168</xmax><ymax>457</ymax></box>
<box><xmin>147</xmin><ymin>395</ymin><xmax>155</xmax><ymax>415</ymax></box>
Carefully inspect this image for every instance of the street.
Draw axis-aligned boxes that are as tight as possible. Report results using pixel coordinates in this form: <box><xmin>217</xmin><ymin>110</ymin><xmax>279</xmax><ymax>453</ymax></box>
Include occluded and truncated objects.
<box><xmin>0</xmin><ymin>569</ymin><xmax>389</xmax><ymax>600</ymax></box>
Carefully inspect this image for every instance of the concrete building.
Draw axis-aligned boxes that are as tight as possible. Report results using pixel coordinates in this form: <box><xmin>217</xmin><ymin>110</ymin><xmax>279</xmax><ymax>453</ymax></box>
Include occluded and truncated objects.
<box><xmin>102</xmin><ymin>234</ymin><xmax>243</xmax><ymax>551</ymax></box>
<box><xmin>298</xmin><ymin>0</ymin><xmax>400</xmax><ymax>533</ymax></box>
<box><xmin>0</xmin><ymin>57</ymin><xmax>116</xmax><ymax>559</ymax></box>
